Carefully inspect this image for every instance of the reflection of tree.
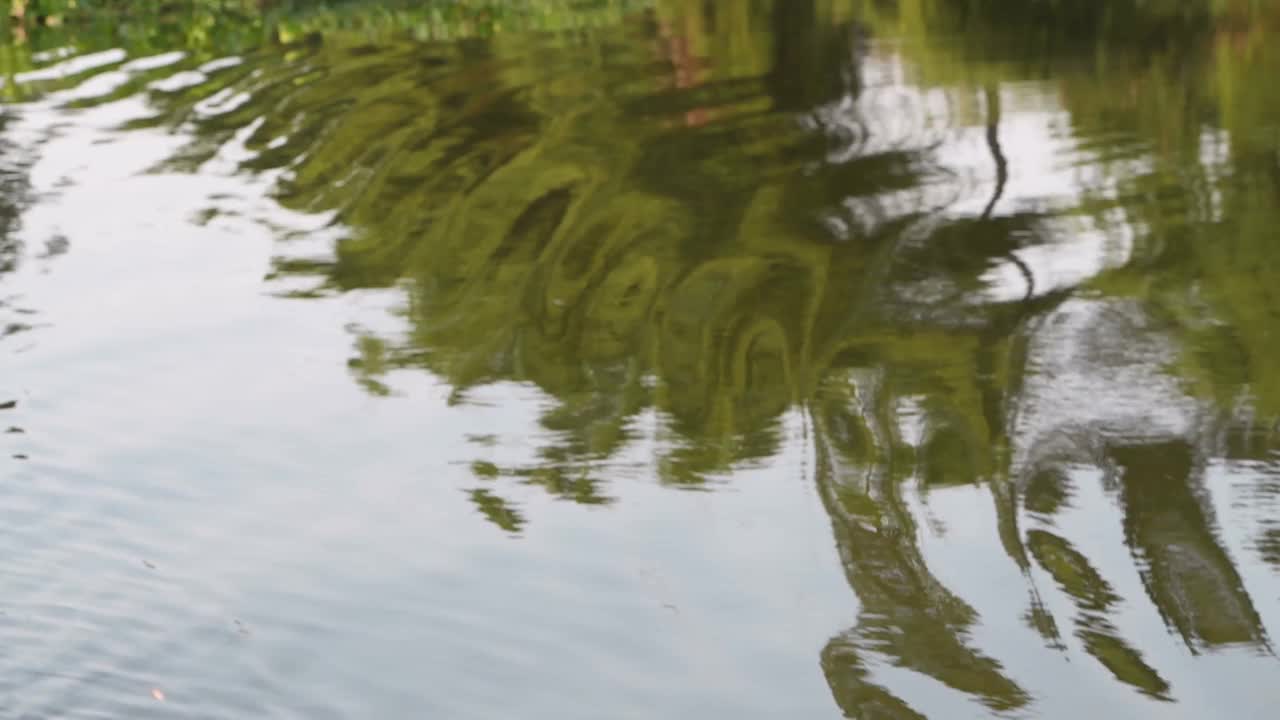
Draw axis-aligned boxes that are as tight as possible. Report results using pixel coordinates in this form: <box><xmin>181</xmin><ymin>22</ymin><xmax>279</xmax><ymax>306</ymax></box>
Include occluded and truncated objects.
<box><xmin>0</xmin><ymin>113</ymin><xmax>29</xmax><ymax>274</ymax></box>
<box><xmin>0</xmin><ymin>109</ymin><xmax>36</xmax><ymax>343</ymax></box>
<box><xmin>843</xmin><ymin>2</ymin><xmax>1279</xmax><ymax>714</ymax></box>
<box><xmin>813</xmin><ymin>380</ymin><xmax>1029</xmax><ymax>717</ymax></box>
<box><xmin>1026</xmin><ymin>527</ymin><xmax>1173</xmax><ymax>700</ymax></box>
<box><xmin>132</xmin><ymin>3</ymin><xmax>890</xmax><ymax>501</ymax></box>
<box><xmin>1113</xmin><ymin>442</ymin><xmax>1267</xmax><ymax>650</ymax></box>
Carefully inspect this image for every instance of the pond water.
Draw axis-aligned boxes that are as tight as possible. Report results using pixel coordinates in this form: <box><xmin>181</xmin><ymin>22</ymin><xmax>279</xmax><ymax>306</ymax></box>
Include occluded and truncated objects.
<box><xmin>1</xmin><ymin>1</ymin><xmax>1280</xmax><ymax>717</ymax></box>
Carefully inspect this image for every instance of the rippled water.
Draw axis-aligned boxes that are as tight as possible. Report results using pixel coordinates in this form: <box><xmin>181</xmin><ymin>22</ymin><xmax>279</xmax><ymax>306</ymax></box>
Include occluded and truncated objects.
<box><xmin>2</xmin><ymin>1</ymin><xmax>1280</xmax><ymax>717</ymax></box>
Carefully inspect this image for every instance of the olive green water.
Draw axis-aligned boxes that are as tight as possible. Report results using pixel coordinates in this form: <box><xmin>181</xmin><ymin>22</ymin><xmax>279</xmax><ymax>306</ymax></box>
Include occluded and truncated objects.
<box><xmin>1</xmin><ymin>1</ymin><xmax>1280</xmax><ymax>717</ymax></box>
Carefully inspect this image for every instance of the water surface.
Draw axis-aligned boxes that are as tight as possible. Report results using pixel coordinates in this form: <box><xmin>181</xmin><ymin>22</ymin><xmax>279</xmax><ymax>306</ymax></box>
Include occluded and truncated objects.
<box><xmin>2</xmin><ymin>1</ymin><xmax>1280</xmax><ymax>718</ymax></box>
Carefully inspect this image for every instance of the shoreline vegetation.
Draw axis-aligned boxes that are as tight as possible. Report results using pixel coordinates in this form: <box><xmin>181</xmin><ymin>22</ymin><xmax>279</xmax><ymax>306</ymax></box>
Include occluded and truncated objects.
<box><xmin>2</xmin><ymin>1</ymin><xmax>1275</xmax><ymax>60</ymax></box>
<box><xmin>3</xmin><ymin>0</ymin><xmax>647</xmax><ymax>47</ymax></box>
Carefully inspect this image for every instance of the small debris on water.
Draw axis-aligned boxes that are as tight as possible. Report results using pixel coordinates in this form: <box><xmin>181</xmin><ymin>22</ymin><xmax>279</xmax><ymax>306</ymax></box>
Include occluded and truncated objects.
<box><xmin>0</xmin><ymin>401</ymin><xmax>15</xmax><ymax>410</ymax></box>
<box><xmin>5</xmin><ymin>427</ymin><xmax>22</xmax><ymax>433</ymax></box>
<box><xmin>12</xmin><ymin>454</ymin><xmax>27</xmax><ymax>460</ymax></box>
<box><xmin>151</xmin><ymin>688</ymin><xmax>165</xmax><ymax>701</ymax></box>
<box><xmin>142</xmin><ymin>560</ymin><xmax>156</xmax><ymax>570</ymax></box>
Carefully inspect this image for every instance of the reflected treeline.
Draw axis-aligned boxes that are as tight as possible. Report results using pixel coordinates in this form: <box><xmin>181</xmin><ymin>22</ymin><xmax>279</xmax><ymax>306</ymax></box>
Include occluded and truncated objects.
<box><xmin>0</xmin><ymin>106</ymin><xmax>37</xmax><ymax>344</ymax></box>
<box><xmin>8</xmin><ymin>0</ymin><xmax>1280</xmax><ymax>715</ymax></box>
<box><xmin>132</xmin><ymin>0</ymin><xmax>881</xmax><ymax>493</ymax></box>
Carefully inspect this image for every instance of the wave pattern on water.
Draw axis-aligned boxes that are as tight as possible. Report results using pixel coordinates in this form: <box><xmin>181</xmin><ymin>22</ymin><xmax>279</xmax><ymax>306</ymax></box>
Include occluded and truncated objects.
<box><xmin>1</xmin><ymin>2</ymin><xmax>1280</xmax><ymax>718</ymax></box>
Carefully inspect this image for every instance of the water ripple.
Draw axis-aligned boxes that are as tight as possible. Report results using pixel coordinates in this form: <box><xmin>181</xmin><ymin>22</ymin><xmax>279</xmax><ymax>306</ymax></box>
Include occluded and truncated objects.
<box><xmin>1</xmin><ymin>4</ymin><xmax>1280</xmax><ymax>719</ymax></box>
